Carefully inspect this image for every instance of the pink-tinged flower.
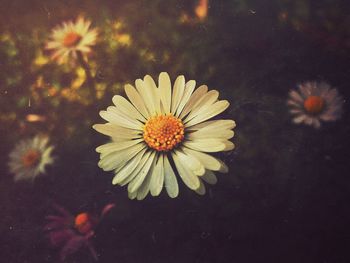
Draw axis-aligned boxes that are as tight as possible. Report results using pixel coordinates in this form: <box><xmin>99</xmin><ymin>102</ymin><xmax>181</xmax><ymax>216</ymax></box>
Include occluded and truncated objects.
<box><xmin>44</xmin><ymin>203</ymin><xmax>115</xmax><ymax>261</ymax></box>
<box><xmin>287</xmin><ymin>81</ymin><xmax>344</xmax><ymax>128</ymax></box>
<box><xmin>45</xmin><ymin>17</ymin><xmax>98</xmax><ymax>64</ymax></box>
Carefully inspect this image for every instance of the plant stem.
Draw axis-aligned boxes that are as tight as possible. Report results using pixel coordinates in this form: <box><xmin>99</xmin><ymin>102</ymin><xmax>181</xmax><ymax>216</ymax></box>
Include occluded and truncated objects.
<box><xmin>76</xmin><ymin>51</ymin><xmax>96</xmax><ymax>100</ymax></box>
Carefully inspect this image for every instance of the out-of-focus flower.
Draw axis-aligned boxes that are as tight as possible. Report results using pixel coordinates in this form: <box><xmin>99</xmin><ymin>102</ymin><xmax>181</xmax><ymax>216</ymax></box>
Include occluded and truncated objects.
<box><xmin>195</xmin><ymin>0</ymin><xmax>208</xmax><ymax>20</ymax></box>
<box><xmin>278</xmin><ymin>11</ymin><xmax>289</xmax><ymax>22</ymax></box>
<box><xmin>44</xmin><ymin>203</ymin><xmax>115</xmax><ymax>261</ymax></box>
<box><xmin>288</xmin><ymin>81</ymin><xmax>343</xmax><ymax>128</ymax></box>
<box><xmin>8</xmin><ymin>135</ymin><xmax>54</xmax><ymax>181</ymax></box>
<box><xmin>45</xmin><ymin>17</ymin><xmax>98</xmax><ymax>64</ymax></box>
<box><xmin>47</xmin><ymin>87</ymin><xmax>59</xmax><ymax>97</ymax></box>
<box><xmin>93</xmin><ymin>72</ymin><xmax>235</xmax><ymax>200</ymax></box>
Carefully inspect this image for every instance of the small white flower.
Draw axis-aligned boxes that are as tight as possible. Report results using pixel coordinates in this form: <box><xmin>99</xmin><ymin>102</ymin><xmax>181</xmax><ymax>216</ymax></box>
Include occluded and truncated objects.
<box><xmin>45</xmin><ymin>17</ymin><xmax>98</xmax><ymax>64</ymax></box>
<box><xmin>287</xmin><ymin>81</ymin><xmax>343</xmax><ymax>129</ymax></box>
<box><xmin>8</xmin><ymin>135</ymin><xmax>55</xmax><ymax>181</ymax></box>
<box><xmin>93</xmin><ymin>72</ymin><xmax>236</xmax><ymax>200</ymax></box>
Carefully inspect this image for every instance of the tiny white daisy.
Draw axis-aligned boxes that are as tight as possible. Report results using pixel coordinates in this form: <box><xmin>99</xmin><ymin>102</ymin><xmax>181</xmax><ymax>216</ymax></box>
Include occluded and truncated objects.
<box><xmin>8</xmin><ymin>135</ymin><xmax>55</xmax><ymax>181</ymax></box>
<box><xmin>45</xmin><ymin>17</ymin><xmax>98</xmax><ymax>64</ymax></box>
<box><xmin>93</xmin><ymin>72</ymin><xmax>236</xmax><ymax>200</ymax></box>
<box><xmin>287</xmin><ymin>81</ymin><xmax>343</xmax><ymax>129</ymax></box>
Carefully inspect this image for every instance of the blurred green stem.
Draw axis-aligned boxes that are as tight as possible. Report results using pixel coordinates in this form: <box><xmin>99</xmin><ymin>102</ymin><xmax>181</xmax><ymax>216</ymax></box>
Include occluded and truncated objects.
<box><xmin>76</xmin><ymin>51</ymin><xmax>96</xmax><ymax>100</ymax></box>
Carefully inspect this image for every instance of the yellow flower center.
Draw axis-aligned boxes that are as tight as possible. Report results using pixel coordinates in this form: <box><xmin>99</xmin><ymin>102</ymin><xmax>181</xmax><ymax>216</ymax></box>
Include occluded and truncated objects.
<box><xmin>143</xmin><ymin>115</ymin><xmax>185</xmax><ymax>152</ymax></box>
<box><xmin>74</xmin><ymin>212</ymin><xmax>93</xmax><ymax>234</ymax></box>
<box><xmin>21</xmin><ymin>150</ymin><xmax>40</xmax><ymax>168</ymax></box>
<box><xmin>63</xmin><ymin>32</ymin><xmax>82</xmax><ymax>47</ymax></box>
<box><xmin>304</xmin><ymin>96</ymin><xmax>325</xmax><ymax>114</ymax></box>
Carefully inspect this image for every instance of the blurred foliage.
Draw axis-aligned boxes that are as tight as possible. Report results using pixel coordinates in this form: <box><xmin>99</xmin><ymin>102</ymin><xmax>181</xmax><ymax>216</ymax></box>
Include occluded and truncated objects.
<box><xmin>0</xmin><ymin>0</ymin><xmax>349</xmax><ymax>200</ymax></box>
<box><xmin>0</xmin><ymin>0</ymin><xmax>349</xmax><ymax>143</ymax></box>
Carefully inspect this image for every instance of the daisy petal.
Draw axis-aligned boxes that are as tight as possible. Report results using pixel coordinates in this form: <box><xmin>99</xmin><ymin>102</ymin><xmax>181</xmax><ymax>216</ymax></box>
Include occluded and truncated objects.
<box><xmin>188</xmin><ymin>129</ymin><xmax>234</xmax><ymax>140</ymax></box>
<box><xmin>99</xmin><ymin>109</ymin><xmax>142</xmax><ymax>130</ymax></box>
<box><xmin>150</xmin><ymin>155</ymin><xmax>164</xmax><ymax>196</ymax></box>
<box><xmin>163</xmin><ymin>155</ymin><xmax>179</xmax><ymax>198</ymax></box>
<box><xmin>185</xmin><ymin>100</ymin><xmax>230</xmax><ymax>127</ymax></box>
<box><xmin>195</xmin><ymin>180</ymin><xmax>206</xmax><ymax>195</ymax></box>
<box><xmin>117</xmin><ymin>150</ymin><xmax>152</xmax><ymax>186</ymax></box>
<box><xmin>135</xmin><ymin>79</ymin><xmax>156</xmax><ymax>115</ymax></box>
<box><xmin>288</xmin><ymin>90</ymin><xmax>303</xmax><ymax>103</ymax></box>
<box><xmin>128</xmin><ymin>151</ymin><xmax>156</xmax><ymax>193</ymax></box>
<box><xmin>144</xmin><ymin>75</ymin><xmax>161</xmax><ymax>114</ymax></box>
<box><xmin>135</xmin><ymin>162</ymin><xmax>154</xmax><ymax>200</ymax></box>
<box><xmin>292</xmin><ymin>115</ymin><xmax>306</xmax><ymax>124</ymax></box>
<box><xmin>176</xmin><ymin>150</ymin><xmax>205</xmax><ymax>176</ymax></box>
<box><xmin>159</xmin><ymin>72</ymin><xmax>172</xmax><ymax>114</ymax></box>
<box><xmin>112</xmin><ymin>148</ymin><xmax>147</xmax><ymax>185</ymax></box>
<box><xmin>184</xmin><ymin>90</ymin><xmax>219</xmax><ymax>122</ymax></box>
<box><xmin>182</xmin><ymin>147</ymin><xmax>223</xmax><ymax>171</ymax></box>
<box><xmin>172</xmin><ymin>152</ymin><xmax>200</xmax><ymax>190</ymax></box>
<box><xmin>187</xmin><ymin>119</ymin><xmax>236</xmax><ymax>131</ymax></box>
<box><xmin>96</xmin><ymin>139</ymin><xmax>143</xmax><ymax>155</ymax></box>
<box><xmin>179</xmin><ymin>85</ymin><xmax>208</xmax><ymax>119</ymax></box>
<box><xmin>112</xmin><ymin>95</ymin><xmax>147</xmax><ymax>122</ymax></box>
<box><xmin>98</xmin><ymin>143</ymin><xmax>145</xmax><ymax>171</ymax></box>
<box><xmin>175</xmin><ymin>80</ymin><xmax>196</xmax><ymax>117</ymax></box>
<box><xmin>92</xmin><ymin>124</ymin><xmax>141</xmax><ymax>140</ymax></box>
<box><xmin>183</xmin><ymin>139</ymin><xmax>227</xmax><ymax>152</ymax></box>
<box><xmin>124</xmin><ymin>84</ymin><xmax>150</xmax><ymax>118</ymax></box>
<box><xmin>128</xmin><ymin>191</ymin><xmax>137</xmax><ymax>200</ymax></box>
<box><xmin>171</xmin><ymin>75</ymin><xmax>185</xmax><ymax>114</ymax></box>
<box><xmin>201</xmin><ymin>170</ymin><xmax>218</xmax><ymax>185</ymax></box>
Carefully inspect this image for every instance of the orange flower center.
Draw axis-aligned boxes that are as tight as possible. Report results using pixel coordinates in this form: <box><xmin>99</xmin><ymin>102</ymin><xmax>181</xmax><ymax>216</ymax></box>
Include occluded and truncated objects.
<box><xmin>74</xmin><ymin>212</ymin><xmax>93</xmax><ymax>234</ymax></box>
<box><xmin>143</xmin><ymin>115</ymin><xmax>185</xmax><ymax>152</ymax></box>
<box><xmin>303</xmin><ymin>96</ymin><xmax>325</xmax><ymax>114</ymax></box>
<box><xmin>63</xmin><ymin>32</ymin><xmax>82</xmax><ymax>47</ymax></box>
<box><xmin>21</xmin><ymin>150</ymin><xmax>40</xmax><ymax>168</ymax></box>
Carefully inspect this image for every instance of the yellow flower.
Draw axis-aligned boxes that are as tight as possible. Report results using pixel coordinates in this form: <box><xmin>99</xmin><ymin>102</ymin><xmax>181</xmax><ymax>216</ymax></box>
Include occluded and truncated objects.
<box><xmin>46</xmin><ymin>17</ymin><xmax>97</xmax><ymax>64</ymax></box>
<box><xmin>288</xmin><ymin>81</ymin><xmax>343</xmax><ymax>128</ymax></box>
<box><xmin>93</xmin><ymin>72</ymin><xmax>236</xmax><ymax>200</ymax></box>
<box><xmin>195</xmin><ymin>0</ymin><xmax>209</xmax><ymax>21</ymax></box>
<box><xmin>8</xmin><ymin>136</ymin><xmax>54</xmax><ymax>181</ymax></box>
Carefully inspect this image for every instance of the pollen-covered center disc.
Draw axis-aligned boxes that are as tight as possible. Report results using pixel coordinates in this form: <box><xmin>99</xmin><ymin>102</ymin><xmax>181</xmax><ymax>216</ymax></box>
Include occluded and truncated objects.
<box><xmin>22</xmin><ymin>149</ymin><xmax>41</xmax><ymax>168</ymax></box>
<box><xmin>63</xmin><ymin>32</ymin><xmax>82</xmax><ymax>47</ymax></box>
<box><xmin>143</xmin><ymin>115</ymin><xmax>185</xmax><ymax>152</ymax></box>
<box><xmin>304</xmin><ymin>95</ymin><xmax>325</xmax><ymax>114</ymax></box>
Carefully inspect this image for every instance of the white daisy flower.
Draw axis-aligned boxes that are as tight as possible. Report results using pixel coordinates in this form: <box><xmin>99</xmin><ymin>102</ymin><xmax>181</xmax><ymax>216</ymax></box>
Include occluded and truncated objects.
<box><xmin>8</xmin><ymin>135</ymin><xmax>55</xmax><ymax>182</ymax></box>
<box><xmin>45</xmin><ymin>17</ymin><xmax>98</xmax><ymax>64</ymax></box>
<box><xmin>287</xmin><ymin>81</ymin><xmax>344</xmax><ymax>129</ymax></box>
<box><xmin>93</xmin><ymin>72</ymin><xmax>236</xmax><ymax>200</ymax></box>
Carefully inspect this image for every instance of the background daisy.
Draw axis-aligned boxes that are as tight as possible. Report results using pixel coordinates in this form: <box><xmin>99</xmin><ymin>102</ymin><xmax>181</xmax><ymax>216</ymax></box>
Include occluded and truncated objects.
<box><xmin>287</xmin><ymin>81</ymin><xmax>343</xmax><ymax>128</ymax></box>
<box><xmin>93</xmin><ymin>72</ymin><xmax>236</xmax><ymax>200</ymax></box>
<box><xmin>45</xmin><ymin>16</ymin><xmax>98</xmax><ymax>64</ymax></box>
<box><xmin>8</xmin><ymin>135</ymin><xmax>54</xmax><ymax>181</ymax></box>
